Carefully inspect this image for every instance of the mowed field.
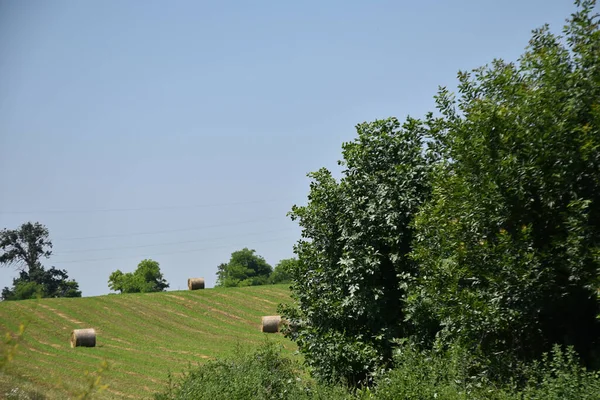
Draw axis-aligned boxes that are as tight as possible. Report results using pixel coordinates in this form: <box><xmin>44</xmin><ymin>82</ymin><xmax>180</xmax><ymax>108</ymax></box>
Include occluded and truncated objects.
<box><xmin>0</xmin><ymin>284</ymin><xmax>295</xmax><ymax>399</ymax></box>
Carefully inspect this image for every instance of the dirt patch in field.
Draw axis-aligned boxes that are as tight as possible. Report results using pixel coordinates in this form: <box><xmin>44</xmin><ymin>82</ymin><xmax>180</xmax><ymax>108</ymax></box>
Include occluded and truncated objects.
<box><xmin>106</xmin><ymin>387</ymin><xmax>142</xmax><ymax>399</ymax></box>
<box><xmin>33</xmin><ymin>339</ymin><xmax>62</xmax><ymax>350</ymax></box>
<box><xmin>102</xmin><ymin>343</ymin><xmax>200</xmax><ymax>364</ymax></box>
<box><xmin>213</xmin><ymin>291</ymin><xmax>278</xmax><ymax>306</ymax></box>
<box><xmin>158</xmin><ymin>347</ymin><xmax>212</xmax><ymax>359</ymax></box>
<box><xmin>102</xmin><ymin>305</ymin><xmax>124</xmax><ymax>317</ymax></box>
<box><xmin>123</xmin><ymin>370</ymin><xmax>163</xmax><ymax>384</ymax></box>
<box><xmin>103</xmin><ymin>343</ymin><xmax>137</xmax><ymax>352</ymax></box>
<box><xmin>24</xmin><ymin>345</ymin><xmax>54</xmax><ymax>357</ymax></box>
<box><xmin>37</xmin><ymin>304</ymin><xmax>83</xmax><ymax>324</ymax></box>
<box><xmin>165</xmin><ymin>294</ymin><xmax>187</xmax><ymax>302</ymax></box>
<box><xmin>109</xmin><ymin>337</ymin><xmax>134</xmax><ymax>346</ymax></box>
<box><xmin>164</xmin><ymin>294</ymin><xmax>244</xmax><ymax>321</ymax></box>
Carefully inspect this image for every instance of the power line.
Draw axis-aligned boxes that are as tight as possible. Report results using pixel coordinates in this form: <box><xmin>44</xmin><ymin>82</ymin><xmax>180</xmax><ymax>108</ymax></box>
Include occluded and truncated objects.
<box><xmin>0</xmin><ymin>197</ymin><xmax>296</xmax><ymax>215</ymax></box>
<box><xmin>53</xmin><ymin>228</ymin><xmax>297</xmax><ymax>255</ymax></box>
<box><xmin>55</xmin><ymin>216</ymin><xmax>285</xmax><ymax>241</ymax></box>
<box><xmin>51</xmin><ymin>235</ymin><xmax>297</xmax><ymax>264</ymax></box>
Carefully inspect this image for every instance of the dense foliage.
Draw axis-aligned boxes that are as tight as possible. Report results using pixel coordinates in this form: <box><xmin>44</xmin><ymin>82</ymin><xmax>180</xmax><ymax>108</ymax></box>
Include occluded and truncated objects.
<box><xmin>281</xmin><ymin>0</ymin><xmax>600</xmax><ymax>387</ymax></box>
<box><xmin>0</xmin><ymin>222</ymin><xmax>52</xmax><ymax>272</ymax></box>
<box><xmin>215</xmin><ymin>248</ymin><xmax>273</xmax><ymax>287</ymax></box>
<box><xmin>154</xmin><ymin>342</ymin><xmax>349</xmax><ymax>400</ymax></box>
<box><xmin>2</xmin><ymin>266</ymin><xmax>81</xmax><ymax>300</ymax></box>
<box><xmin>108</xmin><ymin>259</ymin><xmax>169</xmax><ymax>293</ymax></box>
<box><xmin>410</xmin><ymin>0</ymin><xmax>600</xmax><ymax>374</ymax></box>
<box><xmin>372</xmin><ymin>344</ymin><xmax>600</xmax><ymax>400</ymax></box>
<box><xmin>268</xmin><ymin>258</ymin><xmax>298</xmax><ymax>284</ymax></box>
<box><xmin>154</xmin><ymin>341</ymin><xmax>600</xmax><ymax>400</ymax></box>
<box><xmin>281</xmin><ymin>117</ymin><xmax>432</xmax><ymax>385</ymax></box>
<box><xmin>1</xmin><ymin>222</ymin><xmax>81</xmax><ymax>300</ymax></box>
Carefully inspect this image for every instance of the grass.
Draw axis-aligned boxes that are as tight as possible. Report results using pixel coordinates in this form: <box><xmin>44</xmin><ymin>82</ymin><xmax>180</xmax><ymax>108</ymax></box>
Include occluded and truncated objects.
<box><xmin>0</xmin><ymin>284</ymin><xmax>295</xmax><ymax>399</ymax></box>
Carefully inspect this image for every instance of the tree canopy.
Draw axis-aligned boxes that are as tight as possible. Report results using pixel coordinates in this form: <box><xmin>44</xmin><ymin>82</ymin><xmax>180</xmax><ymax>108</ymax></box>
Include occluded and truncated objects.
<box><xmin>0</xmin><ymin>222</ymin><xmax>52</xmax><ymax>272</ymax></box>
<box><xmin>281</xmin><ymin>0</ymin><xmax>600</xmax><ymax>387</ymax></box>
<box><xmin>268</xmin><ymin>258</ymin><xmax>298</xmax><ymax>284</ymax></box>
<box><xmin>215</xmin><ymin>248</ymin><xmax>272</xmax><ymax>287</ymax></box>
<box><xmin>280</xmin><ymin>117</ymin><xmax>432</xmax><ymax>385</ymax></box>
<box><xmin>108</xmin><ymin>259</ymin><xmax>169</xmax><ymax>294</ymax></box>
<box><xmin>1</xmin><ymin>222</ymin><xmax>82</xmax><ymax>300</ymax></box>
<box><xmin>410</xmin><ymin>0</ymin><xmax>600</xmax><ymax>373</ymax></box>
<box><xmin>2</xmin><ymin>266</ymin><xmax>82</xmax><ymax>300</ymax></box>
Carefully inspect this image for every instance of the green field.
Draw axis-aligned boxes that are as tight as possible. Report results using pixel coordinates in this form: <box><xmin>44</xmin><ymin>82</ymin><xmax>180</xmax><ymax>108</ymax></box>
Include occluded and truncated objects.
<box><xmin>0</xmin><ymin>284</ymin><xmax>295</xmax><ymax>399</ymax></box>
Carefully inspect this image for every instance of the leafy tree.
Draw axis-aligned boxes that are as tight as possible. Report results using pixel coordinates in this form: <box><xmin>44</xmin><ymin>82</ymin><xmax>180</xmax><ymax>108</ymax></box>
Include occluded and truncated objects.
<box><xmin>108</xmin><ymin>259</ymin><xmax>169</xmax><ymax>294</ymax></box>
<box><xmin>2</xmin><ymin>280</ymin><xmax>43</xmax><ymax>301</ymax></box>
<box><xmin>268</xmin><ymin>258</ymin><xmax>298</xmax><ymax>284</ymax></box>
<box><xmin>1</xmin><ymin>222</ymin><xmax>82</xmax><ymax>300</ymax></box>
<box><xmin>0</xmin><ymin>222</ymin><xmax>52</xmax><ymax>272</ymax></box>
<box><xmin>410</xmin><ymin>0</ymin><xmax>600</xmax><ymax>376</ymax></box>
<box><xmin>2</xmin><ymin>266</ymin><xmax>82</xmax><ymax>300</ymax></box>
<box><xmin>280</xmin><ymin>117</ymin><xmax>433</xmax><ymax>385</ymax></box>
<box><xmin>215</xmin><ymin>248</ymin><xmax>272</xmax><ymax>287</ymax></box>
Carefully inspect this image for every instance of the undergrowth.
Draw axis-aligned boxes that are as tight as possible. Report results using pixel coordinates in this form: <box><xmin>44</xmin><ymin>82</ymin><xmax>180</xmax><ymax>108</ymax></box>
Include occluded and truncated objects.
<box><xmin>155</xmin><ymin>342</ymin><xmax>600</xmax><ymax>400</ymax></box>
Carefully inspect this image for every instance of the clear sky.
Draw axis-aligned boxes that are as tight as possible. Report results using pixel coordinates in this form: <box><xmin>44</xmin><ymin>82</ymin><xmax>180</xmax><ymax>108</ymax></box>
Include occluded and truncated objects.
<box><xmin>0</xmin><ymin>0</ymin><xmax>581</xmax><ymax>296</ymax></box>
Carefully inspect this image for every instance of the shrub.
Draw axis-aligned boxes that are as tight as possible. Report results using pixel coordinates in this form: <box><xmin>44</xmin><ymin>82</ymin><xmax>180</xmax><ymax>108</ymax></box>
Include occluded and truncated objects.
<box><xmin>371</xmin><ymin>344</ymin><xmax>600</xmax><ymax>400</ymax></box>
<box><xmin>410</xmin><ymin>0</ymin><xmax>600</xmax><ymax>375</ymax></box>
<box><xmin>154</xmin><ymin>341</ymin><xmax>350</xmax><ymax>400</ymax></box>
<box><xmin>282</xmin><ymin>117</ymin><xmax>433</xmax><ymax>386</ymax></box>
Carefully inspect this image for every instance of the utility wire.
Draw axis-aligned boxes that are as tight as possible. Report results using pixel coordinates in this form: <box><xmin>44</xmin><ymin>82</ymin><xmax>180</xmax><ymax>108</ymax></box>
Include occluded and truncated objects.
<box><xmin>51</xmin><ymin>235</ymin><xmax>297</xmax><ymax>264</ymax></box>
<box><xmin>0</xmin><ymin>198</ymin><xmax>296</xmax><ymax>215</ymax></box>
<box><xmin>55</xmin><ymin>216</ymin><xmax>285</xmax><ymax>241</ymax></box>
<box><xmin>53</xmin><ymin>228</ymin><xmax>297</xmax><ymax>255</ymax></box>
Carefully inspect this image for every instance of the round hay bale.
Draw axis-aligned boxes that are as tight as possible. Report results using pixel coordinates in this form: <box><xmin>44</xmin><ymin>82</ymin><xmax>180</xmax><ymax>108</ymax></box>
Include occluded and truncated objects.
<box><xmin>70</xmin><ymin>328</ymin><xmax>96</xmax><ymax>348</ymax></box>
<box><xmin>188</xmin><ymin>278</ymin><xmax>205</xmax><ymax>290</ymax></box>
<box><xmin>261</xmin><ymin>315</ymin><xmax>282</xmax><ymax>333</ymax></box>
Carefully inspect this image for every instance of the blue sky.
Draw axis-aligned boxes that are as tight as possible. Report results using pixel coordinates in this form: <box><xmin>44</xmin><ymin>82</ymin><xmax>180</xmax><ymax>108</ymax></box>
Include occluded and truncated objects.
<box><xmin>0</xmin><ymin>0</ymin><xmax>580</xmax><ymax>296</ymax></box>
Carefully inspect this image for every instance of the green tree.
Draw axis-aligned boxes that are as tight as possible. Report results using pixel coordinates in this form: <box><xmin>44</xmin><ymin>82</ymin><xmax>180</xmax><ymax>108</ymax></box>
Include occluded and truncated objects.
<box><xmin>410</xmin><ymin>0</ymin><xmax>600</xmax><ymax>376</ymax></box>
<box><xmin>268</xmin><ymin>258</ymin><xmax>298</xmax><ymax>284</ymax></box>
<box><xmin>1</xmin><ymin>222</ymin><xmax>82</xmax><ymax>300</ymax></box>
<box><xmin>2</xmin><ymin>267</ymin><xmax>82</xmax><ymax>300</ymax></box>
<box><xmin>0</xmin><ymin>222</ymin><xmax>52</xmax><ymax>272</ymax></box>
<box><xmin>215</xmin><ymin>248</ymin><xmax>272</xmax><ymax>287</ymax></box>
<box><xmin>108</xmin><ymin>259</ymin><xmax>169</xmax><ymax>293</ymax></box>
<box><xmin>280</xmin><ymin>117</ymin><xmax>432</xmax><ymax>385</ymax></box>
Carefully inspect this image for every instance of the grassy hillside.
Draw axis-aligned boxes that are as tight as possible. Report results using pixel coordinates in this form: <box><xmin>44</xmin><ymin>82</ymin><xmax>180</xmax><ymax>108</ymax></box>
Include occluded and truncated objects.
<box><xmin>0</xmin><ymin>284</ymin><xmax>295</xmax><ymax>399</ymax></box>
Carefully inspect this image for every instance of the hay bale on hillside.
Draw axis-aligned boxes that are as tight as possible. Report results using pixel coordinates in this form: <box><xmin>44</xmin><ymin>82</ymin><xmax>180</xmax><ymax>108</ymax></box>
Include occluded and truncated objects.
<box><xmin>70</xmin><ymin>328</ymin><xmax>96</xmax><ymax>348</ymax></box>
<box><xmin>261</xmin><ymin>315</ymin><xmax>282</xmax><ymax>333</ymax></box>
<box><xmin>188</xmin><ymin>278</ymin><xmax>205</xmax><ymax>290</ymax></box>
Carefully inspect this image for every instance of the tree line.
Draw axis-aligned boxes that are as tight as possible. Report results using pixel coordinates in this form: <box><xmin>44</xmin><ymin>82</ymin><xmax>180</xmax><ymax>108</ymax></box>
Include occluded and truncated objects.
<box><xmin>1</xmin><ymin>222</ymin><xmax>295</xmax><ymax>300</ymax></box>
<box><xmin>279</xmin><ymin>0</ymin><xmax>600</xmax><ymax>388</ymax></box>
<box><xmin>0</xmin><ymin>222</ymin><xmax>81</xmax><ymax>300</ymax></box>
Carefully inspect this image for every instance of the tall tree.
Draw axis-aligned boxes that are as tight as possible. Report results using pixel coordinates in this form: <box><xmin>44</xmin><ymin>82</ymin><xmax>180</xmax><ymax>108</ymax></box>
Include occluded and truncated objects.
<box><xmin>0</xmin><ymin>222</ymin><xmax>52</xmax><ymax>272</ymax></box>
<box><xmin>108</xmin><ymin>259</ymin><xmax>169</xmax><ymax>294</ymax></box>
<box><xmin>410</xmin><ymin>0</ymin><xmax>600</xmax><ymax>375</ymax></box>
<box><xmin>1</xmin><ymin>222</ymin><xmax>81</xmax><ymax>300</ymax></box>
<box><xmin>280</xmin><ymin>117</ymin><xmax>432</xmax><ymax>385</ymax></box>
<box><xmin>2</xmin><ymin>267</ymin><xmax>82</xmax><ymax>300</ymax></box>
<box><xmin>268</xmin><ymin>258</ymin><xmax>298</xmax><ymax>284</ymax></box>
<box><xmin>215</xmin><ymin>248</ymin><xmax>272</xmax><ymax>287</ymax></box>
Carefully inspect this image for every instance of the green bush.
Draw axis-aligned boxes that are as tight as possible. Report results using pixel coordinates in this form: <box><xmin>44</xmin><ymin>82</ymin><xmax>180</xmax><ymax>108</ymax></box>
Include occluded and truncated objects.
<box><xmin>519</xmin><ymin>345</ymin><xmax>600</xmax><ymax>400</ymax></box>
<box><xmin>410</xmin><ymin>0</ymin><xmax>600</xmax><ymax>375</ymax></box>
<box><xmin>215</xmin><ymin>248</ymin><xmax>273</xmax><ymax>288</ymax></box>
<box><xmin>153</xmin><ymin>341</ymin><xmax>350</xmax><ymax>400</ymax></box>
<box><xmin>371</xmin><ymin>344</ymin><xmax>600</xmax><ymax>400</ymax></box>
<box><xmin>282</xmin><ymin>116</ymin><xmax>433</xmax><ymax>386</ymax></box>
<box><xmin>283</xmin><ymin>0</ymin><xmax>600</xmax><ymax>387</ymax></box>
<box><xmin>154</xmin><ymin>341</ymin><xmax>600</xmax><ymax>400</ymax></box>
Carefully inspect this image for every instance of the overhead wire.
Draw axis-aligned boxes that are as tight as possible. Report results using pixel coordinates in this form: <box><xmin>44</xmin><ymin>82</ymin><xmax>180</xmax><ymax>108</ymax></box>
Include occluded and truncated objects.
<box><xmin>55</xmin><ymin>216</ymin><xmax>285</xmax><ymax>241</ymax></box>
<box><xmin>0</xmin><ymin>197</ymin><xmax>296</xmax><ymax>215</ymax></box>
<box><xmin>51</xmin><ymin>235</ymin><xmax>297</xmax><ymax>264</ymax></box>
<box><xmin>53</xmin><ymin>227</ymin><xmax>297</xmax><ymax>254</ymax></box>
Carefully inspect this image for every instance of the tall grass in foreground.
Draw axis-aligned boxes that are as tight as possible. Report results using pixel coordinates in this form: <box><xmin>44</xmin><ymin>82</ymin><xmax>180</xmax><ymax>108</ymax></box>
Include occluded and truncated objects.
<box><xmin>154</xmin><ymin>342</ymin><xmax>600</xmax><ymax>400</ymax></box>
